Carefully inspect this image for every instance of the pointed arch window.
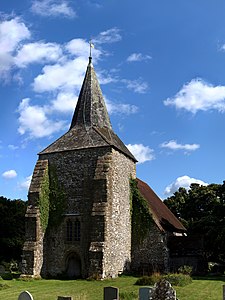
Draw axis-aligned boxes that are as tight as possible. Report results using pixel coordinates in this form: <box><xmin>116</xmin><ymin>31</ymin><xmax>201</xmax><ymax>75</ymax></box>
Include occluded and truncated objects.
<box><xmin>74</xmin><ymin>220</ymin><xmax>81</xmax><ymax>241</ymax></box>
<box><xmin>66</xmin><ymin>219</ymin><xmax>73</xmax><ymax>242</ymax></box>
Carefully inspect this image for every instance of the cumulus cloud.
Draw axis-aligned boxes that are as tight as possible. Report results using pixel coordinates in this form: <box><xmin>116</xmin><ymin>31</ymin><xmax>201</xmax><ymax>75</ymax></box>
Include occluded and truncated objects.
<box><xmin>2</xmin><ymin>169</ymin><xmax>17</xmax><ymax>179</ymax></box>
<box><xmin>33</xmin><ymin>56</ymin><xmax>87</xmax><ymax>92</ymax></box>
<box><xmin>164</xmin><ymin>175</ymin><xmax>208</xmax><ymax>196</ymax></box>
<box><xmin>19</xmin><ymin>175</ymin><xmax>32</xmax><ymax>189</ymax></box>
<box><xmin>127</xmin><ymin>53</ymin><xmax>152</xmax><ymax>62</ymax></box>
<box><xmin>8</xmin><ymin>144</ymin><xmax>19</xmax><ymax>150</ymax></box>
<box><xmin>126</xmin><ymin>144</ymin><xmax>154</xmax><ymax>164</ymax></box>
<box><xmin>0</xmin><ymin>17</ymin><xmax>30</xmax><ymax>77</ymax></box>
<box><xmin>122</xmin><ymin>79</ymin><xmax>149</xmax><ymax>94</ymax></box>
<box><xmin>51</xmin><ymin>92</ymin><xmax>78</xmax><ymax>113</ymax></box>
<box><xmin>164</xmin><ymin>78</ymin><xmax>225</xmax><ymax>113</ymax></box>
<box><xmin>93</xmin><ymin>28</ymin><xmax>122</xmax><ymax>44</ymax></box>
<box><xmin>106</xmin><ymin>98</ymin><xmax>138</xmax><ymax>115</ymax></box>
<box><xmin>31</xmin><ymin>0</ymin><xmax>76</xmax><ymax>18</ymax></box>
<box><xmin>18</xmin><ymin>98</ymin><xmax>66</xmax><ymax>138</ymax></box>
<box><xmin>15</xmin><ymin>42</ymin><xmax>63</xmax><ymax>67</ymax></box>
<box><xmin>160</xmin><ymin>140</ymin><xmax>200</xmax><ymax>152</ymax></box>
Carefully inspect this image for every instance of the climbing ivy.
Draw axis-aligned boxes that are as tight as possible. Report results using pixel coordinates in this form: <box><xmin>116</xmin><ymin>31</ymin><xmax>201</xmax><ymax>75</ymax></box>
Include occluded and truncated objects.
<box><xmin>48</xmin><ymin>165</ymin><xmax>66</xmax><ymax>228</ymax></box>
<box><xmin>130</xmin><ymin>178</ymin><xmax>153</xmax><ymax>243</ymax></box>
<box><xmin>38</xmin><ymin>167</ymin><xmax>50</xmax><ymax>231</ymax></box>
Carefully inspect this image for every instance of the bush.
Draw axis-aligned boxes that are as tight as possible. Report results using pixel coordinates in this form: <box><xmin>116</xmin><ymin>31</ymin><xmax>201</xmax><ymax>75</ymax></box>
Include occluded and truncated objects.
<box><xmin>164</xmin><ymin>273</ymin><xmax>192</xmax><ymax>286</ymax></box>
<box><xmin>1</xmin><ymin>273</ymin><xmax>13</xmax><ymax>280</ymax></box>
<box><xmin>178</xmin><ymin>265</ymin><xmax>193</xmax><ymax>275</ymax></box>
<box><xmin>135</xmin><ymin>273</ymin><xmax>162</xmax><ymax>285</ymax></box>
<box><xmin>135</xmin><ymin>273</ymin><xmax>192</xmax><ymax>287</ymax></box>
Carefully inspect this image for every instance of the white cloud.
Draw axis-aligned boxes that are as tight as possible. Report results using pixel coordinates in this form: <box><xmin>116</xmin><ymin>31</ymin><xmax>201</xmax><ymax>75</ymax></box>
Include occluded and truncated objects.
<box><xmin>8</xmin><ymin>144</ymin><xmax>19</xmax><ymax>150</ymax></box>
<box><xmin>33</xmin><ymin>56</ymin><xmax>87</xmax><ymax>92</ymax></box>
<box><xmin>126</xmin><ymin>144</ymin><xmax>154</xmax><ymax>164</ymax></box>
<box><xmin>127</xmin><ymin>53</ymin><xmax>152</xmax><ymax>62</ymax></box>
<box><xmin>18</xmin><ymin>98</ymin><xmax>66</xmax><ymax>138</ymax></box>
<box><xmin>93</xmin><ymin>28</ymin><xmax>122</xmax><ymax>44</ymax></box>
<box><xmin>19</xmin><ymin>175</ymin><xmax>32</xmax><ymax>189</ymax></box>
<box><xmin>2</xmin><ymin>169</ymin><xmax>17</xmax><ymax>179</ymax></box>
<box><xmin>15</xmin><ymin>42</ymin><xmax>63</xmax><ymax>67</ymax></box>
<box><xmin>65</xmin><ymin>38</ymin><xmax>101</xmax><ymax>60</ymax></box>
<box><xmin>31</xmin><ymin>0</ymin><xmax>76</xmax><ymax>18</ymax></box>
<box><xmin>0</xmin><ymin>17</ymin><xmax>30</xmax><ymax>77</ymax></box>
<box><xmin>122</xmin><ymin>79</ymin><xmax>149</xmax><ymax>94</ymax></box>
<box><xmin>51</xmin><ymin>92</ymin><xmax>78</xmax><ymax>113</ymax></box>
<box><xmin>164</xmin><ymin>78</ymin><xmax>225</xmax><ymax>113</ymax></box>
<box><xmin>164</xmin><ymin>175</ymin><xmax>208</xmax><ymax>196</ymax></box>
<box><xmin>106</xmin><ymin>98</ymin><xmax>138</xmax><ymax>115</ymax></box>
<box><xmin>160</xmin><ymin>140</ymin><xmax>200</xmax><ymax>152</ymax></box>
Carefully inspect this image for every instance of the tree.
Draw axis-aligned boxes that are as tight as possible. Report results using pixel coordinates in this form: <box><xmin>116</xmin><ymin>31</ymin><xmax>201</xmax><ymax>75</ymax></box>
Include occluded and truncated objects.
<box><xmin>0</xmin><ymin>196</ymin><xmax>27</xmax><ymax>262</ymax></box>
<box><xmin>164</xmin><ymin>182</ymin><xmax>225</xmax><ymax>263</ymax></box>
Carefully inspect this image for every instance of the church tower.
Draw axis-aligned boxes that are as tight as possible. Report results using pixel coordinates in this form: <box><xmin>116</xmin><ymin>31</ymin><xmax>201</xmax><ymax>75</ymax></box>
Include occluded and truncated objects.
<box><xmin>22</xmin><ymin>56</ymin><xmax>137</xmax><ymax>279</ymax></box>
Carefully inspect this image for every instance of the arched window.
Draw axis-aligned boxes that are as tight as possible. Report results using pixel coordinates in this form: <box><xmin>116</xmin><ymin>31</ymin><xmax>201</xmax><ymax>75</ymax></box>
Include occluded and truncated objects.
<box><xmin>66</xmin><ymin>219</ymin><xmax>73</xmax><ymax>241</ymax></box>
<box><xmin>74</xmin><ymin>220</ymin><xmax>81</xmax><ymax>241</ymax></box>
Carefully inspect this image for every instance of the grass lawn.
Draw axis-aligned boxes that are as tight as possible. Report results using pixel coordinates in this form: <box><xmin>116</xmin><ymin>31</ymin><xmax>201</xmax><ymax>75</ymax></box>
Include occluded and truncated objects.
<box><xmin>0</xmin><ymin>275</ymin><xmax>224</xmax><ymax>300</ymax></box>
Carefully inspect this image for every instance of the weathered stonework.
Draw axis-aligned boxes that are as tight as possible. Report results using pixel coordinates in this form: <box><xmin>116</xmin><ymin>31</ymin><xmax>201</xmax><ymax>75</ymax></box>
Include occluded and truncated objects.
<box><xmin>131</xmin><ymin>223</ymin><xmax>169</xmax><ymax>274</ymax></box>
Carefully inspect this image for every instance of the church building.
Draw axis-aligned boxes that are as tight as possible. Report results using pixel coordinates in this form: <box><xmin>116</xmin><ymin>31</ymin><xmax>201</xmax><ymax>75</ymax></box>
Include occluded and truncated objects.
<box><xmin>21</xmin><ymin>55</ymin><xmax>186</xmax><ymax>279</ymax></box>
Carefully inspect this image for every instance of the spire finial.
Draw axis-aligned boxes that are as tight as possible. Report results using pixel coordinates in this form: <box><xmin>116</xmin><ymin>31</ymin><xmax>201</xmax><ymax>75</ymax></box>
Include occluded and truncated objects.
<box><xmin>89</xmin><ymin>39</ymin><xmax>94</xmax><ymax>64</ymax></box>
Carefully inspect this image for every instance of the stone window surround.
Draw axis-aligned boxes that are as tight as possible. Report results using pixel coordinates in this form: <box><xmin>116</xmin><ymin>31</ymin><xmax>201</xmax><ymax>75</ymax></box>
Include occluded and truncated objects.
<box><xmin>65</xmin><ymin>214</ymin><xmax>81</xmax><ymax>243</ymax></box>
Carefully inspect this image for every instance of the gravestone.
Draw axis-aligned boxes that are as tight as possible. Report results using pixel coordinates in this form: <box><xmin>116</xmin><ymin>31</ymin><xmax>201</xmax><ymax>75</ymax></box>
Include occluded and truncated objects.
<box><xmin>139</xmin><ymin>287</ymin><xmax>151</xmax><ymax>300</ymax></box>
<box><xmin>104</xmin><ymin>286</ymin><xmax>119</xmax><ymax>300</ymax></box>
<box><xmin>18</xmin><ymin>291</ymin><xmax>34</xmax><ymax>300</ymax></box>
<box><xmin>0</xmin><ymin>265</ymin><xmax>5</xmax><ymax>274</ymax></box>
<box><xmin>223</xmin><ymin>285</ymin><xmax>225</xmax><ymax>300</ymax></box>
<box><xmin>149</xmin><ymin>279</ymin><xmax>176</xmax><ymax>300</ymax></box>
<box><xmin>57</xmin><ymin>297</ymin><xmax>73</xmax><ymax>300</ymax></box>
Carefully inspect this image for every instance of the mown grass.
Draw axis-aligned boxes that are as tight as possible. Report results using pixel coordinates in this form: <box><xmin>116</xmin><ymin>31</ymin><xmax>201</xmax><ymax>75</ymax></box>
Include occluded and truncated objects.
<box><xmin>0</xmin><ymin>275</ymin><xmax>224</xmax><ymax>300</ymax></box>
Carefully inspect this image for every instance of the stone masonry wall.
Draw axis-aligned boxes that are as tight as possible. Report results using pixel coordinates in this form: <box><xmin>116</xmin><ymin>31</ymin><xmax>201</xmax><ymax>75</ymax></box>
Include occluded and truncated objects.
<box><xmin>102</xmin><ymin>149</ymin><xmax>136</xmax><ymax>278</ymax></box>
<box><xmin>40</xmin><ymin>146</ymin><xmax>135</xmax><ymax>278</ymax></box>
<box><xmin>131</xmin><ymin>224</ymin><xmax>169</xmax><ymax>274</ymax></box>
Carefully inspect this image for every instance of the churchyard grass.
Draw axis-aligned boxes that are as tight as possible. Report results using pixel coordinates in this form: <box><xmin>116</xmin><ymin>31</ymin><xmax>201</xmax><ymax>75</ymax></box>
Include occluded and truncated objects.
<box><xmin>0</xmin><ymin>275</ymin><xmax>224</xmax><ymax>300</ymax></box>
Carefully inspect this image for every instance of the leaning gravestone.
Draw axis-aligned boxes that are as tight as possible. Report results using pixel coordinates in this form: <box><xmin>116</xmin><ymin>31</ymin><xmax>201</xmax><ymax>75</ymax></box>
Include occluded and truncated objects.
<box><xmin>104</xmin><ymin>286</ymin><xmax>119</xmax><ymax>300</ymax></box>
<box><xmin>18</xmin><ymin>291</ymin><xmax>34</xmax><ymax>300</ymax></box>
<box><xmin>149</xmin><ymin>279</ymin><xmax>176</xmax><ymax>300</ymax></box>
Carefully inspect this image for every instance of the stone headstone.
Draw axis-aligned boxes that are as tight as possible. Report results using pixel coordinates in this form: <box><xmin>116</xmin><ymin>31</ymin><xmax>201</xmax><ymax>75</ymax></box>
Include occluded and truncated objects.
<box><xmin>0</xmin><ymin>265</ymin><xmax>5</xmax><ymax>274</ymax></box>
<box><xmin>149</xmin><ymin>279</ymin><xmax>176</xmax><ymax>300</ymax></box>
<box><xmin>104</xmin><ymin>286</ymin><xmax>119</xmax><ymax>300</ymax></box>
<box><xmin>57</xmin><ymin>297</ymin><xmax>73</xmax><ymax>300</ymax></box>
<box><xmin>18</xmin><ymin>291</ymin><xmax>34</xmax><ymax>300</ymax></box>
<box><xmin>223</xmin><ymin>285</ymin><xmax>225</xmax><ymax>300</ymax></box>
<box><xmin>139</xmin><ymin>287</ymin><xmax>152</xmax><ymax>300</ymax></box>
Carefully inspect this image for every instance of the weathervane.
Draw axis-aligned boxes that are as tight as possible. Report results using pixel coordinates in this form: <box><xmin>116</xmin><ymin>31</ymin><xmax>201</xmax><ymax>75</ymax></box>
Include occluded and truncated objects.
<box><xmin>89</xmin><ymin>39</ymin><xmax>94</xmax><ymax>60</ymax></box>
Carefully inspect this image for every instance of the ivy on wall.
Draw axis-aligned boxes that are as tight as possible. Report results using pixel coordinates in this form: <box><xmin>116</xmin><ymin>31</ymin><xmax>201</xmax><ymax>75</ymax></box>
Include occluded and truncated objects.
<box><xmin>38</xmin><ymin>166</ymin><xmax>50</xmax><ymax>231</ymax></box>
<box><xmin>130</xmin><ymin>178</ymin><xmax>153</xmax><ymax>244</ymax></box>
<box><xmin>48</xmin><ymin>165</ymin><xmax>66</xmax><ymax>228</ymax></box>
<box><xmin>38</xmin><ymin>164</ymin><xmax>66</xmax><ymax>231</ymax></box>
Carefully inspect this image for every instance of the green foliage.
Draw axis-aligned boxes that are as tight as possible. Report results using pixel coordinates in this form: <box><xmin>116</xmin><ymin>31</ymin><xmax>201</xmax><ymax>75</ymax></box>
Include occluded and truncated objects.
<box><xmin>1</xmin><ymin>273</ymin><xmax>13</xmax><ymax>280</ymax></box>
<box><xmin>48</xmin><ymin>165</ymin><xmax>66</xmax><ymax>228</ymax></box>
<box><xmin>130</xmin><ymin>179</ymin><xmax>153</xmax><ymax>243</ymax></box>
<box><xmin>120</xmin><ymin>291</ymin><xmax>138</xmax><ymax>300</ymax></box>
<box><xmin>38</xmin><ymin>167</ymin><xmax>50</xmax><ymax>231</ymax></box>
<box><xmin>135</xmin><ymin>273</ymin><xmax>192</xmax><ymax>287</ymax></box>
<box><xmin>0</xmin><ymin>197</ymin><xmax>27</xmax><ymax>262</ymax></box>
<box><xmin>164</xmin><ymin>181</ymin><xmax>225</xmax><ymax>262</ymax></box>
<box><xmin>164</xmin><ymin>273</ymin><xmax>192</xmax><ymax>286</ymax></box>
<box><xmin>178</xmin><ymin>265</ymin><xmax>193</xmax><ymax>275</ymax></box>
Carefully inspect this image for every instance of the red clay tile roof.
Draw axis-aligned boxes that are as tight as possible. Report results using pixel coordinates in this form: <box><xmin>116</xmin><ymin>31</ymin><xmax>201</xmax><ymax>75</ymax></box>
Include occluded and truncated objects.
<box><xmin>137</xmin><ymin>178</ymin><xmax>186</xmax><ymax>233</ymax></box>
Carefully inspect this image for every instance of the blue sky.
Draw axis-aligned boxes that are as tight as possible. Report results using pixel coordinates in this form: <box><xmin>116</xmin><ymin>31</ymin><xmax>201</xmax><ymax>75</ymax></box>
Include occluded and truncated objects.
<box><xmin>1</xmin><ymin>0</ymin><xmax>225</xmax><ymax>200</ymax></box>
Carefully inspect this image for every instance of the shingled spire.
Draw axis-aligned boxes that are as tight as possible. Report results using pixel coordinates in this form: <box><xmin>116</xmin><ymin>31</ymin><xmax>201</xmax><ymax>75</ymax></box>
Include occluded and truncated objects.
<box><xmin>40</xmin><ymin>57</ymin><xmax>137</xmax><ymax>162</ymax></box>
<box><xmin>70</xmin><ymin>57</ymin><xmax>112</xmax><ymax>130</ymax></box>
